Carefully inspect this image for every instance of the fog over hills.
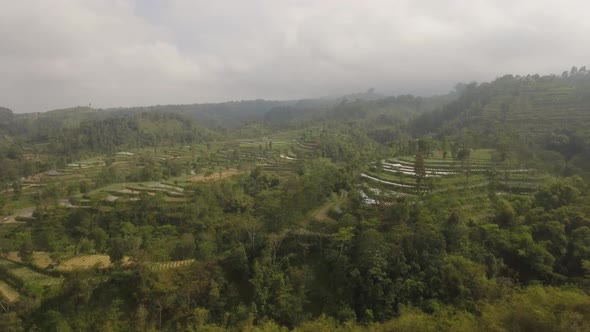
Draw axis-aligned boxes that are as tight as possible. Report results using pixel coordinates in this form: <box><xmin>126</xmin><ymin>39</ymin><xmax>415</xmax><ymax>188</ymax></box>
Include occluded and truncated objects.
<box><xmin>3</xmin><ymin>2</ymin><xmax>590</xmax><ymax>331</ymax></box>
<box><xmin>2</xmin><ymin>0</ymin><xmax>590</xmax><ymax>112</ymax></box>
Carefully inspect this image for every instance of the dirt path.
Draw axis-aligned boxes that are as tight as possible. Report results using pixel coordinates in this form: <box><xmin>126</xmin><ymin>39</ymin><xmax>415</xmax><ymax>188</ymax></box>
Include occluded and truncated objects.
<box><xmin>313</xmin><ymin>202</ymin><xmax>336</xmax><ymax>221</ymax></box>
<box><xmin>312</xmin><ymin>192</ymin><xmax>347</xmax><ymax>222</ymax></box>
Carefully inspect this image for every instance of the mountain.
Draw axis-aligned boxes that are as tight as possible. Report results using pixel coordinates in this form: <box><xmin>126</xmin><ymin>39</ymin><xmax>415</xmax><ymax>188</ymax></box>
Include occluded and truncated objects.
<box><xmin>263</xmin><ymin>93</ymin><xmax>456</xmax><ymax>146</ymax></box>
<box><xmin>110</xmin><ymin>99</ymin><xmax>295</xmax><ymax>129</ymax></box>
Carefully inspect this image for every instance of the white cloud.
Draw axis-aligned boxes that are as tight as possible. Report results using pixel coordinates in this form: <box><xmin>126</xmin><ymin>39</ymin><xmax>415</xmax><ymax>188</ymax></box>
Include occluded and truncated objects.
<box><xmin>1</xmin><ymin>0</ymin><xmax>590</xmax><ymax>112</ymax></box>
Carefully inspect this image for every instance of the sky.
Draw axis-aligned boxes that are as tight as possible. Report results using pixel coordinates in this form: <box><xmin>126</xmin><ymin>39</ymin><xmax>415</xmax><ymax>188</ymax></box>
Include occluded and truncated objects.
<box><xmin>1</xmin><ymin>0</ymin><xmax>589</xmax><ymax>113</ymax></box>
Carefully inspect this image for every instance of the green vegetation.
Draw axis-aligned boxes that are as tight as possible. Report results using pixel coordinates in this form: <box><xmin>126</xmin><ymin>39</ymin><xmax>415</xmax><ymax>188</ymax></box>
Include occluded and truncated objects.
<box><xmin>1</xmin><ymin>68</ymin><xmax>590</xmax><ymax>331</ymax></box>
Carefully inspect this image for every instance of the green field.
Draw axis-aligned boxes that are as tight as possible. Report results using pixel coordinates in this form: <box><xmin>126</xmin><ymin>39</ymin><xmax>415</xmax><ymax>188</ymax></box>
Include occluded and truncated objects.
<box><xmin>0</xmin><ymin>258</ymin><xmax>62</xmax><ymax>299</ymax></box>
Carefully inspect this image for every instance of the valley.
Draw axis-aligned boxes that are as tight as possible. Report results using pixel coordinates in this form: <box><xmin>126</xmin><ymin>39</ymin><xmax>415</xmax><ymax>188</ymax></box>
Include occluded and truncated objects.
<box><xmin>0</xmin><ymin>71</ymin><xmax>589</xmax><ymax>331</ymax></box>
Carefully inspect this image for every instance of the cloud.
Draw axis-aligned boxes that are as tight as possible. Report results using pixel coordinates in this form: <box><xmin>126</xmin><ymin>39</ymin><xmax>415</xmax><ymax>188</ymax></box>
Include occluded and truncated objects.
<box><xmin>1</xmin><ymin>0</ymin><xmax>590</xmax><ymax>112</ymax></box>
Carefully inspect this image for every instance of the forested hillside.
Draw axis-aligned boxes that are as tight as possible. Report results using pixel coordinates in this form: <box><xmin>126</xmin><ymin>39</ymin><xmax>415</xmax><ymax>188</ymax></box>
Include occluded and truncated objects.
<box><xmin>1</xmin><ymin>71</ymin><xmax>590</xmax><ymax>331</ymax></box>
<box><xmin>411</xmin><ymin>69</ymin><xmax>590</xmax><ymax>179</ymax></box>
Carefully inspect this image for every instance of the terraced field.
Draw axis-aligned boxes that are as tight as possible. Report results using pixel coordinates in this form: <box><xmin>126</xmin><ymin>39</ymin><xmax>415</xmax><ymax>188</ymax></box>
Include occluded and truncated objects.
<box><xmin>360</xmin><ymin>150</ymin><xmax>550</xmax><ymax>203</ymax></box>
<box><xmin>0</xmin><ymin>259</ymin><xmax>60</xmax><ymax>286</ymax></box>
<box><xmin>0</xmin><ymin>280</ymin><xmax>19</xmax><ymax>302</ymax></box>
<box><xmin>189</xmin><ymin>169</ymin><xmax>242</xmax><ymax>182</ymax></box>
<box><xmin>149</xmin><ymin>259</ymin><xmax>195</xmax><ymax>271</ymax></box>
<box><xmin>57</xmin><ymin>254</ymin><xmax>113</xmax><ymax>271</ymax></box>
<box><xmin>1</xmin><ymin>136</ymin><xmax>321</xmax><ymax>231</ymax></box>
<box><xmin>4</xmin><ymin>251</ymin><xmax>53</xmax><ymax>269</ymax></box>
<box><xmin>0</xmin><ymin>258</ymin><xmax>61</xmax><ymax>301</ymax></box>
<box><xmin>54</xmin><ymin>254</ymin><xmax>194</xmax><ymax>272</ymax></box>
<box><xmin>476</xmin><ymin>82</ymin><xmax>590</xmax><ymax>141</ymax></box>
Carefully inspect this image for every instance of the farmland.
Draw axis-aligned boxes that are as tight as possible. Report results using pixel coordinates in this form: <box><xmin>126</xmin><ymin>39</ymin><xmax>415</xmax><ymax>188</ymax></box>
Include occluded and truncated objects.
<box><xmin>0</xmin><ymin>280</ymin><xmax>19</xmax><ymax>302</ymax></box>
<box><xmin>0</xmin><ymin>258</ymin><xmax>62</xmax><ymax>303</ymax></box>
<box><xmin>1</xmin><ymin>69</ymin><xmax>590</xmax><ymax>330</ymax></box>
<box><xmin>358</xmin><ymin>149</ymin><xmax>552</xmax><ymax>204</ymax></box>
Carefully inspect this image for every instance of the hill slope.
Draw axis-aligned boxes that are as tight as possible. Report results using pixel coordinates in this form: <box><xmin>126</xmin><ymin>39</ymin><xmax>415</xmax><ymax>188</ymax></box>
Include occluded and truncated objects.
<box><xmin>413</xmin><ymin>72</ymin><xmax>590</xmax><ymax>142</ymax></box>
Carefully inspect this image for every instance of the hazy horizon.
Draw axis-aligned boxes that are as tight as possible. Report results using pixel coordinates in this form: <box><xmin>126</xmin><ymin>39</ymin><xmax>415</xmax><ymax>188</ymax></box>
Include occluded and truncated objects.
<box><xmin>2</xmin><ymin>0</ymin><xmax>589</xmax><ymax>113</ymax></box>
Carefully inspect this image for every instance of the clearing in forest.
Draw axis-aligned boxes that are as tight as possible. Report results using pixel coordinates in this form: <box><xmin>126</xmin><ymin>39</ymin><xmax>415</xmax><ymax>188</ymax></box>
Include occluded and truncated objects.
<box><xmin>312</xmin><ymin>192</ymin><xmax>347</xmax><ymax>222</ymax></box>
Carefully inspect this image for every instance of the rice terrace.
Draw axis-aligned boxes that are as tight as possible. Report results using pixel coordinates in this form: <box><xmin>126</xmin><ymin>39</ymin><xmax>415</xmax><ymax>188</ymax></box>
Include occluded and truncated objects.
<box><xmin>1</xmin><ymin>2</ymin><xmax>590</xmax><ymax>329</ymax></box>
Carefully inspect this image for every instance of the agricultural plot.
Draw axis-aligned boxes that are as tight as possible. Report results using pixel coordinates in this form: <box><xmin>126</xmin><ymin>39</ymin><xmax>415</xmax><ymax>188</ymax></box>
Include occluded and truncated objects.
<box><xmin>0</xmin><ymin>206</ymin><xmax>34</xmax><ymax>224</ymax></box>
<box><xmin>189</xmin><ymin>169</ymin><xmax>242</xmax><ymax>182</ymax></box>
<box><xmin>0</xmin><ymin>280</ymin><xmax>19</xmax><ymax>302</ymax></box>
<box><xmin>149</xmin><ymin>259</ymin><xmax>195</xmax><ymax>271</ymax></box>
<box><xmin>4</xmin><ymin>251</ymin><xmax>53</xmax><ymax>269</ymax></box>
<box><xmin>55</xmin><ymin>254</ymin><xmax>193</xmax><ymax>272</ymax></box>
<box><xmin>360</xmin><ymin>150</ymin><xmax>550</xmax><ymax>203</ymax></box>
<box><xmin>476</xmin><ymin>84</ymin><xmax>590</xmax><ymax>141</ymax></box>
<box><xmin>0</xmin><ymin>258</ymin><xmax>61</xmax><ymax>289</ymax></box>
<box><xmin>57</xmin><ymin>254</ymin><xmax>195</xmax><ymax>272</ymax></box>
<box><xmin>4</xmin><ymin>137</ymin><xmax>313</xmax><ymax>222</ymax></box>
<box><xmin>57</xmin><ymin>254</ymin><xmax>112</xmax><ymax>271</ymax></box>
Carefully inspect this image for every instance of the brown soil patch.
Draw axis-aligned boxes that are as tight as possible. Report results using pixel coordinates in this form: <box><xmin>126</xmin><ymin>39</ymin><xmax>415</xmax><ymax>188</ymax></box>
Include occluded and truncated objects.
<box><xmin>313</xmin><ymin>203</ymin><xmax>336</xmax><ymax>222</ymax></box>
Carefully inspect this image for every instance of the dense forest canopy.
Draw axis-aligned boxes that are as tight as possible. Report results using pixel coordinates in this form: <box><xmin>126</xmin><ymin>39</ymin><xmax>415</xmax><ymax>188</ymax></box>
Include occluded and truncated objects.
<box><xmin>1</xmin><ymin>68</ymin><xmax>590</xmax><ymax>331</ymax></box>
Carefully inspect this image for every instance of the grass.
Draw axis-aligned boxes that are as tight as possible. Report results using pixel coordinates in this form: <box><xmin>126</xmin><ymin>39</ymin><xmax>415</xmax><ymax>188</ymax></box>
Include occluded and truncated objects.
<box><xmin>4</xmin><ymin>251</ymin><xmax>53</xmax><ymax>269</ymax></box>
<box><xmin>367</xmin><ymin>171</ymin><xmax>418</xmax><ymax>184</ymax></box>
<box><xmin>55</xmin><ymin>254</ymin><xmax>194</xmax><ymax>272</ymax></box>
<box><xmin>415</xmin><ymin>149</ymin><xmax>494</xmax><ymax>161</ymax></box>
<box><xmin>0</xmin><ymin>280</ymin><xmax>19</xmax><ymax>302</ymax></box>
<box><xmin>0</xmin><ymin>258</ymin><xmax>61</xmax><ymax>287</ymax></box>
<box><xmin>57</xmin><ymin>254</ymin><xmax>112</xmax><ymax>271</ymax></box>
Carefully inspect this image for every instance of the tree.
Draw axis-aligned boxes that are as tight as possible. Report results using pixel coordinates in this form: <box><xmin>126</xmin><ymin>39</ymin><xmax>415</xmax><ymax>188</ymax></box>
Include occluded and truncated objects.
<box><xmin>173</xmin><ymin>233</ymin><xmax>196</xmax><ymax>260</ymax></box>
<box><xmin>417</xmin><ymin>138</ymin><xmax>431</xmax><ymax>157</ymax></box>
<box><xmin>0</xmin><ymin>194</ymin><xmax>8</xmax><ymax>215</ymax></box>
<box><xmin>565</xmin><ymin>226</ymin><xmax>590</xmax><ymax>276</ymax></box>
<box><xmin>18</xmin><ymin>236</ymin><xmax>34</xmax><ymax>264</ymax></box>
<box><xmin>494</xmin><ymin>198</ymin><xmax>517</xmax><ymax>227</ymax></box>
<box><xmin>0</xmin><ymin>312</ymin><xmax>24</xmax><ymax>332</ymax></box>
<box><xmin>375</xmin><ymin>160</ymin><xmax>383</xmax><ymax>175</ymax></box>
<box><xmin>414</xmin><ymin>152</ymin><xmax>426</xmax><ymax>193</ymax></box>
<box><xmin>334</xmin><ymin>226</ymin><xmax>354</xmax><ymax>257</ymax></box>
<box><xmin>443</xmin><ymin>212</ymin><xmax>467</xmax><ymax>253</ymax></box>
<box><xmin>457</xmin><ymin>147</ymin><xmax>471</xmax><ymax>184</ymax></box>
<box><xmin>441</xmin><ymin>136</ymin><xmax>449</xmax><ymax>159</ymax></box>
<box><xmin>108</xmin><ymin>237</ymin><xmax>127</xmax><ymax>263</ymax></box>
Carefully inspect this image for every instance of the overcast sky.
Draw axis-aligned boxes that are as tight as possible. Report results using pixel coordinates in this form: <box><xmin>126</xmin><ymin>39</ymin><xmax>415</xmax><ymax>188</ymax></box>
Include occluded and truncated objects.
<box><xmin>1</xmin><ymin>0</ymin><xmax>589</xmax><ymax>113</ymax></box>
